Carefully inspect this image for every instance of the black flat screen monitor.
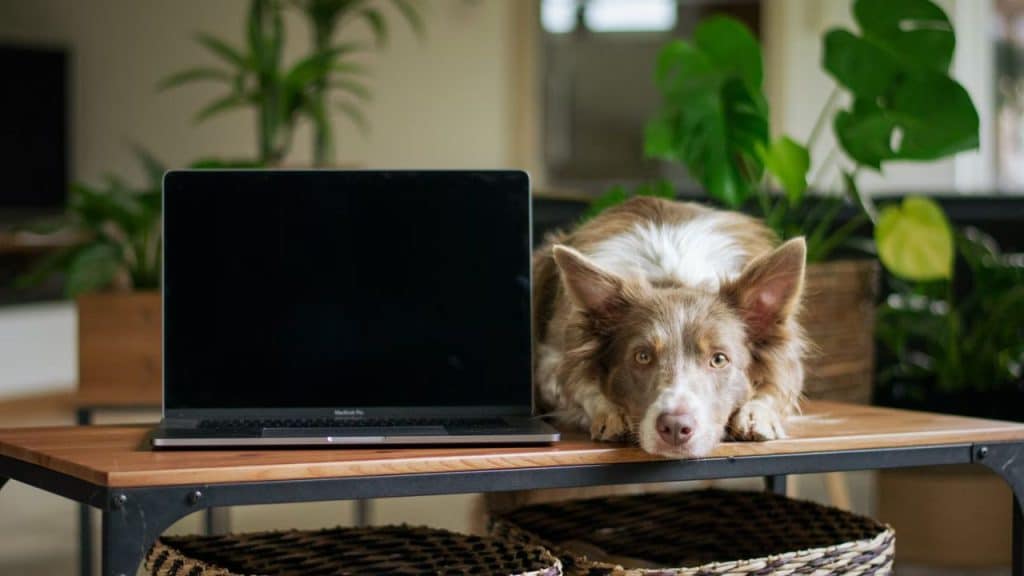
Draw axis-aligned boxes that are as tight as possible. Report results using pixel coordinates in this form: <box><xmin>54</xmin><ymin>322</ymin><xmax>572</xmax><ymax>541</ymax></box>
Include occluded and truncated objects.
<box><xmin>0</xmin><ymin>44</ymin><xmax>67</xmax><ymax>213</ymax></box>
<box><xmin>162</xmin><ymin>170</ymin><xmax>532</xmax><ymax>415</ymax></box>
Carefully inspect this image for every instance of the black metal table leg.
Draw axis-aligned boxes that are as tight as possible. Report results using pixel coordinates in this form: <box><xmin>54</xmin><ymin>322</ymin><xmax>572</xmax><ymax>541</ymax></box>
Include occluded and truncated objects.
<box><xmin>764</xmin><ymin>475</ymin><xmax>787</xmax><ymax>496</ymax></box>
<box><xmin>77</xmin><ymin>408</ymin><xmax>93</xmax><ymax>576</ymax></box>
<box><xmin>100</xmin><ymin>489</ymin><xmax>186</xmax><ymax>576</ymax></box>
<box><xmin>974</xmin><ymin>442</ymin><xmax>1024</xmax><ymax>576</ymax></box>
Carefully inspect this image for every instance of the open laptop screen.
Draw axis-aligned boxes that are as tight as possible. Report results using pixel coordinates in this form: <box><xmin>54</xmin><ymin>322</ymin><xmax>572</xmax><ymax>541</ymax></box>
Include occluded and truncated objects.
<box><xmin>163</xmin><ymin>171</ymin><xmax>532</xmax><ymax>413</ymax></box>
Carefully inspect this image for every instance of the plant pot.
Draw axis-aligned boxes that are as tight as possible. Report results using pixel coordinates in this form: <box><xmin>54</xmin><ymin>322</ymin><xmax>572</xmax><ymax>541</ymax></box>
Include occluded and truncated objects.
<box><xmin>877</xmin><ymin>465</ymin><xmax>1011</xmax><ymax>569</ymax></box>
<box><xmin>800</xmin><ymin>259</ymin><xmax>880</xmax><ymax>404</ymax></box>
<box><xmin>77</xmin><ymin>291</ymin><xmax>162</xmax><ymax>407</ymax></box>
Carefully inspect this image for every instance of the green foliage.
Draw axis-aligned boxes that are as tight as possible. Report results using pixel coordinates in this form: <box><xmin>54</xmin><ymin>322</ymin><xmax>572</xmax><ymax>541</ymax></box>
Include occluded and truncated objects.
<box><xmin>581</xmin><ymin>180</ymin><xmax>676</xmax><ymax>223</ymax></box>
<box><xmin>759</xmin><ymin>136</ymin><xmax>810</xmax><ymax>205</ymax></box>
<box><xmin>875</xmin><ymin>197</ymin><xmax>954</xmax><ymax>281</ymax></box>
<box><xmin>290</xmin><ymin>0</ymin><xmax>423</xmax><ymax>164</ymax></box>
<box><xmin>18</xmin><ymin>150</ymin><xmax>165</xmax><ymax>297</ymax></box>
<box><xmin>823</xmin><ymin>0</ymin><xmax>979</xmax><ymax>169</ymax></box>
<box><xmin>162</xmin><ymin>0</ymin><xmax>423</xmax><ymax>166</ymax></box>
<box><xmin>593</xmin><ymin>0</ymin><xmax>978</xmax><ymax>268</ymax></box>
<box><xmin>17</xmin><ymin>153</ymin><xmax>262</xmax><ymax>297</ymax></box>
<box><xmin>644</xmin><ymin>17</ymin><xmax>773</xmax><ymax>209</ymax></box>
<box><xmin>876</xmin><ymin>229</ymin><xmax>1024</xmax><ymax>395</ymax></box>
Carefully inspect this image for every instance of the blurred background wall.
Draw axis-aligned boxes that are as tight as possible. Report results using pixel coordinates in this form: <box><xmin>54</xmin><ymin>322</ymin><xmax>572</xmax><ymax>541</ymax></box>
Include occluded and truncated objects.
<box><xmin>0</xmin><ymin>0</ymin><xmax>524</xmax><ymax>398</ymax></box>
<box><xmin>0</xmin><ymin>0</ymin><xmax>1011</xmax><ymax>398</ymax></box>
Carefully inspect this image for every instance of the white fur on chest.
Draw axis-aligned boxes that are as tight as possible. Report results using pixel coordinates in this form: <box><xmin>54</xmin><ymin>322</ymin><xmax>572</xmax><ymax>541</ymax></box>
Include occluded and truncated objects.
<box><xmin>586</xmin><ymin>216</ymin><xmax>747</xmax><ymax>290</ymax></box>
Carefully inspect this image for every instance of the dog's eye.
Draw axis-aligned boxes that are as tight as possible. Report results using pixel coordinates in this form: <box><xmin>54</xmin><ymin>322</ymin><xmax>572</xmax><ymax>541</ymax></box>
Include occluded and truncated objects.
<box><xmin>710</xmin><ymin>352</ymin><xmax>730</xmax><ymax>368</ymax></box>
<box><xmin>634</xmin><ymin>349</ymin><xmax>653</xmax><ymax>365</ymax></box>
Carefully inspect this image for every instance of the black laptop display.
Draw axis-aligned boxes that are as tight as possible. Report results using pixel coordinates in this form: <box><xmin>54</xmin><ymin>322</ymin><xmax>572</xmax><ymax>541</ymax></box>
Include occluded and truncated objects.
<box><xmin>153</xmin><ymin>170</ymin><xmax>558</xmax><ymax>447</ymax></box>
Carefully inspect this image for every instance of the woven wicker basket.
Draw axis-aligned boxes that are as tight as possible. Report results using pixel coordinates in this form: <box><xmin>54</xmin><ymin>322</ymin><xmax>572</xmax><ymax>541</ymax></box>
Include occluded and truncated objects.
<box><xmin>145</xmin><ymin>524</ymin><xmax>562</xmax><ymax>576</ymax></box>
<box><xmin>802</xmin><ymin>259</ymin><xmax>880</xmax><ymax>404</ymax></box>
<box><xmin>491</xmin><ymin>489</ymin><xmax>894</xmax><ymax>575</ymax></box>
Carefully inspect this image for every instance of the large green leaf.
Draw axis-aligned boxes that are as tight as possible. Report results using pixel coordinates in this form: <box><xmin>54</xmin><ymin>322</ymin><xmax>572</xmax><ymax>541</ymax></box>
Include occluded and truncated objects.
<box><xmin>875</xmin><ymin>196</ymin><xmax>953</xmax><ymax>281</ymax></box>
<box><xmin>854</xmin><ymin>0</ymin><xmax>954</xmax><ymax>72</ymax></box>
<box><xmin>823</xmin><ymin>30</ymin><xmax>902</xmax><ymax>100</ymax></box>
<box><xmin>823</xmin><ymin>0</ymin><xmax>978</xmax><ymax>169</ymax></box>
<box><xmin>693</xmin><ymin>16</ymin><xmax>762</xmax><ymax>89</ymax></box>
<box><xmin>760</xmin><ymin>136</ymin><xmax>810</xmax><ymax>204</ymax></box>
<box><xmin>832</xmin><ymin>73</ymin><xmax>978</xmax><ymax>169</ymax></box>
<box><xmin>645</xmin><ymin>18</ymin><xmax>769</xmax><ymax>208</ymax></box>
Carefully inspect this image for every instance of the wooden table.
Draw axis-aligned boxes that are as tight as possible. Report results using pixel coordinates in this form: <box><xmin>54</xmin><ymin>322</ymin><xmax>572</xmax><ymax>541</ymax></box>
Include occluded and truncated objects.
<box><xmin>2</xmin><ymin>400</ymin><xmax>1024</xmax><ymax>576</ymax></box>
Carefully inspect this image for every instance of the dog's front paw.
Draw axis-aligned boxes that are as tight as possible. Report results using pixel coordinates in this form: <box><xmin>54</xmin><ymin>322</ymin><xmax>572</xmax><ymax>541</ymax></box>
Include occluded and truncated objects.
<box><xmin>729</xmin><ymin>399</ymin><xmax>786</xmax><ymax>441</ymax></box>
<box><xmin>589</xmin><ymin>409</ymin><xmax>630</xmax><ymax>441</ymax></box>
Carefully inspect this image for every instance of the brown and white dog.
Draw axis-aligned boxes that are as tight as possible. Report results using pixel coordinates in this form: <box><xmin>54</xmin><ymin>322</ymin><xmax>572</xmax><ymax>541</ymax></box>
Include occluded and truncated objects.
<box><xmin>533</xmin><ymin>197</ymin><xmax>806</xmax><ymax>458</ymax></box>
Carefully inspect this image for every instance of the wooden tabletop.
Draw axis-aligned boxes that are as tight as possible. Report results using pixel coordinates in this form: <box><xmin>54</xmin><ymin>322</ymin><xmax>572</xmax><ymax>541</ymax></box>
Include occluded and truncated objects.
<box><xmin>2</xmin><ymin>401</ymin><xmax>1023</xmax><ymax>488</ymax></box>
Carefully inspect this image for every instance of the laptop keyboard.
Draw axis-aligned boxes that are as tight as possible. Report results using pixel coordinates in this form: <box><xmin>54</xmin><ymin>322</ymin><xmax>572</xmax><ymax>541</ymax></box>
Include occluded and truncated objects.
<box><xmin>196</xmin><ymin>417</ymin><xmax>507</xmax><ymax>430</ymax></box>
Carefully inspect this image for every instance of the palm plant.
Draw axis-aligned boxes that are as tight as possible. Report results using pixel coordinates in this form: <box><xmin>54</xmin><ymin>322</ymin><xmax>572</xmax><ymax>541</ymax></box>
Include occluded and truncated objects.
<box><xmin>291</xmin><ymin>0</ymin><xmax>423</xmax><ymax>164</ymax></box>
<box><xmin>160</xmin><ymin>0</ymin><xmax>423</xmax><ymax>166</ymax></box>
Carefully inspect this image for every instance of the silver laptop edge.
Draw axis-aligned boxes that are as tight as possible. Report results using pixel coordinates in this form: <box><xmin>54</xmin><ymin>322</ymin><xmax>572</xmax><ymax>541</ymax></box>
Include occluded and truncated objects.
<box><xmin>154</xmin><ymin>170</ymin><xmax>558</xmax><ymax>447</ymax></box>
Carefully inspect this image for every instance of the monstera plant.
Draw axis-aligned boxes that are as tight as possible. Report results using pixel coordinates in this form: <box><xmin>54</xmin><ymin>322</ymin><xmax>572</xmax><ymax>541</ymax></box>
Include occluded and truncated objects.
<box><xmin>624</xmin><ymin>0</ymin><xmax>979</xmax><ymax>264</ymax></box>
<box><xmin>589</xmin><ymin>0</ymin><xmax>980</xmax><ymax>407</ymax></box>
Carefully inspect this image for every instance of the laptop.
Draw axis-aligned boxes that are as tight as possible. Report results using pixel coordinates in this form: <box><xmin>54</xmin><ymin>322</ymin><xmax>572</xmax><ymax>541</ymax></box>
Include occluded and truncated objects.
<box><xmin>152</xmin><ymin>170</ymin><xmax>559</xmax><ymax>447</ymax></box>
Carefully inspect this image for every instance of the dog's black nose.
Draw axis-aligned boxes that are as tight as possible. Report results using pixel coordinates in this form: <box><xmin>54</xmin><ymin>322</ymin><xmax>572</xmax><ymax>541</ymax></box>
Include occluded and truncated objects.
<box><xmin>656</xmin><ymin>412</ymin><xmax>695</xmax><ymax>446</ymax></box>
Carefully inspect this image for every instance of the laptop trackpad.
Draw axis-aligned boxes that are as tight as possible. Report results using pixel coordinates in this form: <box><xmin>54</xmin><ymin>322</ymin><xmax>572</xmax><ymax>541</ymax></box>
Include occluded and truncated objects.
<box><xmin>262</xmin><ymin>427</ymin><xmax>447</xmax><ymax>438</ymax></box>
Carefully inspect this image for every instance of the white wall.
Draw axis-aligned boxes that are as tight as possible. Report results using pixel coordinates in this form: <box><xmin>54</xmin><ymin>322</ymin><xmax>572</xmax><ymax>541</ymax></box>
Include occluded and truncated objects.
<box><xmin>0</xmin><ymin>0</ymin><xmax>519</xmax><ymax>399</ymax></box>
<box><xmin>0</xmin><ymin>302</ymin><xmax>76</xmax><ymax>399</ymax></box>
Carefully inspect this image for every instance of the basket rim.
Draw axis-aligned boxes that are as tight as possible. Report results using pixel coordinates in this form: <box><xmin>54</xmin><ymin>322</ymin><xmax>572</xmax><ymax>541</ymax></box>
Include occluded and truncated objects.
<box><xmin>491</xmin><ymin>489</ymin><xmax>895</xmax><ymax>575</ymax></box>
<box><xmin>147</xmin><ymin>523</ymin><xmax>564</xmax><ymax>576</ymax></box>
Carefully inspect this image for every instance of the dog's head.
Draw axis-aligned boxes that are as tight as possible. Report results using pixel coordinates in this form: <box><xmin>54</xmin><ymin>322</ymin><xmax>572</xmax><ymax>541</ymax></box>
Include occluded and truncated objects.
<box><xmin>552</xmin><ymin>238</ymin><xmax>805</xmax><ymax>457</ymax></box>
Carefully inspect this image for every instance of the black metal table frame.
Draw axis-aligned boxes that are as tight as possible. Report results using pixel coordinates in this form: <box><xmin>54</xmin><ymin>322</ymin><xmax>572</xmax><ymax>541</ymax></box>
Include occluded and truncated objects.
<box><xmin>74</xmin><ymin>407</ymin><xmax>229</xmax><ymax>576</ymax></box>
<box><xmin>2</xmin><ymin>440</ymin><xmax>1023</xmax><ymax>576</ymax></box>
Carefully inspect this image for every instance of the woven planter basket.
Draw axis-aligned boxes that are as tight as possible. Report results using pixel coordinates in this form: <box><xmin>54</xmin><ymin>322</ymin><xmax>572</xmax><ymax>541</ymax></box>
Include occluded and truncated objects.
<box><xmin>801</xmin><ymin>259</ymin><xmax>880</xmax><ymax>404</ymax></box>
<box><xmin>491</xmin><ymin>489</ymin><xmax>894</xmax><ymax>575</ymax></box>
<box><xmin>145</xmin><ymin>524</ymin><xmax>562</xmax><ymax>576</ymax></box>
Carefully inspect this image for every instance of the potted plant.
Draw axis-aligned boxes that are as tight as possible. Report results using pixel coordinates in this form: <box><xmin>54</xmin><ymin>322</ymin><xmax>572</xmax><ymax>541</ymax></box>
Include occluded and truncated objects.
<box><xmin>17</xmin><ymin>150</ymin><xmax>166</xmax><ymax>405</ymax></box>
<box><xmin>870</xmin><ymin>197</ymin><xmax>1023</xmax><ymax>569</ymax></box>
<box><xmin>161</xmin><ymin>0</ymin><xmax>423</xmax><ymax>166</ymax></box>
<box><xmin>587</xmin><ymin>0</ymin><xmax>979</xmax><ymax>405</ymax></box>
<box><xmin>18</xmin><ymin>153</ymin><xmax>262</xmax><ymax>405</ymax></box>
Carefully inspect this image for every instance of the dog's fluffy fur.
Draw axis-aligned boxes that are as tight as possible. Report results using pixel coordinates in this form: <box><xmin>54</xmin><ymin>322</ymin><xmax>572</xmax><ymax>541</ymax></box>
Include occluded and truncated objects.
<box><xmin>533</xmin><ymin>197</ymin><xmax>806</xmax><ymax>457</ymax></box>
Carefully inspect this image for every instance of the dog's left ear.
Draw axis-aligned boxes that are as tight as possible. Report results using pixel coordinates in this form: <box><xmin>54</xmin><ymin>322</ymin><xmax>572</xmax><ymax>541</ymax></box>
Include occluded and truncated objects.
<box><xmin>722</xmin><ymin>238</ymin><xmax>806</xmax><ymax>337</ymax></box>
<box><xmin>552</xmin><ymin>244</ymin><xmax>627</xmax><ymax>319</ymax></box>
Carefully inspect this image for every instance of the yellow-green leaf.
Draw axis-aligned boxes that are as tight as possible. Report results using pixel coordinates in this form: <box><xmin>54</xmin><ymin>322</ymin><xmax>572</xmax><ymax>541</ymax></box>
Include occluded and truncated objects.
<box><xmin>875</xmin><ymin>196</ymin><xmax>953</xmax><ymax>281</ymax></box>
<box><xmin>760</xmin><ymin>136</ymin><xmax>810</xmax><ymax>204</ymax></box>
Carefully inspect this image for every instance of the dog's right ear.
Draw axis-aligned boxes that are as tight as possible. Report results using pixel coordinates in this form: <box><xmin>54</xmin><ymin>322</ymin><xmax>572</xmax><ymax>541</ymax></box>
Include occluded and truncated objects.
<box><xmin>552</xmin><ymin>245</ymin><xmax>626</xmax><ymax>317</ymax></box>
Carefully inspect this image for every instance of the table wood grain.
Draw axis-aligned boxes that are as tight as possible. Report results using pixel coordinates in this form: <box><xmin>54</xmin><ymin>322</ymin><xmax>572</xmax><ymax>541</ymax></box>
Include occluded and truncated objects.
<box><xmin>2</xmin><ymin>401</ymin><xmax>1022</xmax><ymax>488</ymax></box>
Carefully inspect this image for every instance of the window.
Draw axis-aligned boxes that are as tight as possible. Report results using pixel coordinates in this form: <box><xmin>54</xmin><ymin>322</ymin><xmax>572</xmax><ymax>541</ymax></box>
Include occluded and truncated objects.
<box><xmin>540</xmin><ymin>0</ymin><xmax>761</xmax><ymax>192</ymax></box>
